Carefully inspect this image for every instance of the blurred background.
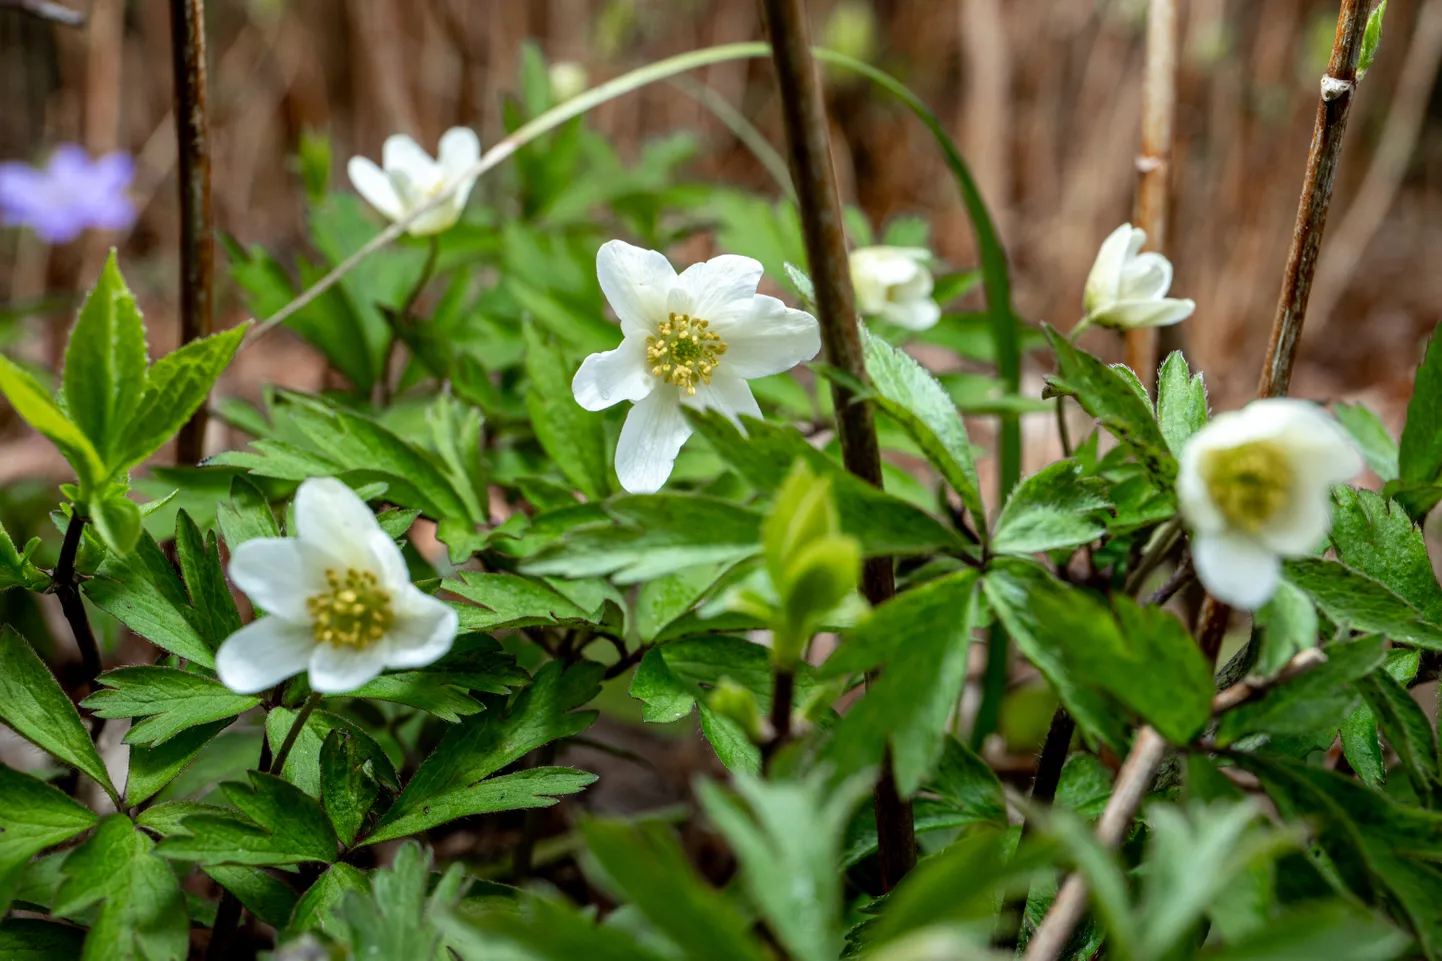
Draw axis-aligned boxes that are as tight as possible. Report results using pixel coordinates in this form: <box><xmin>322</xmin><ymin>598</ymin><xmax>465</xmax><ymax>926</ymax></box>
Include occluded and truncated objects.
<box><xmin>0</xmin><ymin>0</ymin><xmax>1439</xmax><ymax>473</ymax></box>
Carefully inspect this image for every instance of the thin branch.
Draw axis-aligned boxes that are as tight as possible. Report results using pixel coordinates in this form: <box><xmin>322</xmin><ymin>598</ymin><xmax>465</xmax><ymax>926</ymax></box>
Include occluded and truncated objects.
<box><xmin>269</xmin><ymin>692</ymin><xmax>322</xmax><ymax>776</ymax></box>
<box><xmin>0</xmin><ymin>0</ymin><xmax>85</xmax><ymax>26</ymax></box>
<box><xmin>374</xmin><ymin>234</ymin><xmax>439</xmax><ymax>407</ymax></box>
<box><xmin>51</xmin><ymin>514</ymin><xmax>101</xmax><ymax>689</ymax></box>
<box><xmin>170</xmin><ymin>0</ymin><xmax>215</xmax><ymax>465</ymax></box>
<box><xmin>1209</xmin><ymin>647</ymin><xmax>1328</xmax><ymax>715</ymax></box>
<box><xmin>761</xmin><ymin>668</ymin><xmax>796</xmax><ymax>770</ymax></box>
<box><xmin>1257</xmin><ymin>0</ymin><xmax>1374</xmax><ymax>399</ymax></box>
<box><xmin>668</xmin><ymin>76</ymin><xmax>797</xmax><ymax>202</ymax></box>
<box><xmin>1144</xmin><ymin>551</ymin><xmax>1193</xmax><ymax>607</ymax></box>
<box><xmin>760</xmin><ymin>0</ymin><xmax>913</xmax><ymax>888</ymax></box>
<box><xmin>1126</xmin><ymin>0</ymin><xmax>1180</xmax><ymax>385</ymax></box>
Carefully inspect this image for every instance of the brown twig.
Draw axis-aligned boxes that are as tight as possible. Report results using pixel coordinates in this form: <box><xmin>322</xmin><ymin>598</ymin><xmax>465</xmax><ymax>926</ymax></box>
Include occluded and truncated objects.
<box><xmin>1127</xmin><ymin>0</ymin><xmax>1180</xmax><ymax>385</ymax></box>
<box><xmin>170</xmin><ymin>0</ymin><xmax>215</xmax><ymax>465</ymax></box>
<box><xmin>1257</xmin><ymin>0</ymin><xmax>1373</xmax><ymax>399</ymax></box>
<box><xmin>759</xmin><ymin>0</ymin><xmax>913</xmax><ymax>888</ymax></box>
<box><xmin>1208</xmin><ymin>647</ymin><xmax>1328</xmax><ymax>715</ymax></box>
<box><xmin>51</xmin><ymin>514</ymin><xmax>101</xmax><ymax>689</ymax></box>
<box><xmin>0</xmin><ymin>0</ymin><xmax>84</xmax><ymax>26</ymax></box>
<box><xmin>761</xmin><ymin>668</ymin><xmax>795</xmax><ymax>771</ymax></box>
<box><xmin>1145</xmin><ymin>551</ymin><xmax>1194</xmax><ymax>607</ymax></box>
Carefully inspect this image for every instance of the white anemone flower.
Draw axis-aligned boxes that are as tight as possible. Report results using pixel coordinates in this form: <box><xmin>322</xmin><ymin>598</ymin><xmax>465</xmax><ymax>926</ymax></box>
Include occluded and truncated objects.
<box><xmin>346</xmin><ymin>128</ymin><xmax>481</xmax><ymax>237</ymax></box>
<box><xmin>1081</xmin><ymin>224</ymin><xmax>1195</xmax><ymax>332</ymax></box>
<box><xmin>849</xmin><ymin>246</ymin><xmax>941</xmax><ymax>331</ymax></box>
<box><xmin>572</xmin><ymin>240</ymin><xmax>821</xmax><ymax>494</ymax></box>
<box><xmin>215</xmin><ymin>478</ymin><xmax>459</xmax><ymax>694</ymax></box>
<box><xmin>1177</xmin><ymin>399</ymin><xmax>1361</xmax><ymax>611</ymax></box>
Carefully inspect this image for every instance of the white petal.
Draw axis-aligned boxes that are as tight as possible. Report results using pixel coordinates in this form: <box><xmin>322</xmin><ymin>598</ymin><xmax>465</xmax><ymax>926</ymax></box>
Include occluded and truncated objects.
<box><xmin>615</xmin><ymin>389</ymin><xmax>691</xmax><ymax>494</ymax></box>
<box><xmin>1256</xmin><ymin>487</ymin><xmax>1331</xmax><ymax>556</ymax></box>
<box><xmin>385</xmin><ymin>591</ymin><xmax>459</xmax><ymax>669</ymax></box>
<box><xmin>228</xmin><ymin>538</ymin><xmax>327</xmax><ymax>621</ymax></box>
<box><xmin>1083</xmin><ymin>224</ymin><xmax>1137</xmax><ymax>313</ymax></box>
<box><xmin>596</xmin><ymin>240</ymin><xmax>677</xmax><ymax>337</ymax></box>
<box><xmin>347</xmin><ymin>157</ymin><xmax>404</xmax><ymax>222</ymax></box>
<box><xmin>1118</xmin><ymin>251</ymin><xmax>1173</xmax><ymax>300</ymax></box>
<box><xmin>1092</xmin><ymin>298</ymin><xmax>1195</xmax><ymax>330</ymax></box>
<box><xmin>677</xmin><ymin>254</ymin><xmax>764</xmax><ymax>325</ymax></box>
<box><xmin>437</xmin><ymin>127</ymin><xmax>481</xmax><ymax>186</ymax></box>
<box><xmin>366</xmin><ymin>529</ymin><xmax>412</xmax><ymax>595</ymax></box>
<box><xmin>1191</xmin><ymin>531</ymin><xmax>1282</xmax><ymax>611</ymax></box>
<box><xmin>852</xmin><ymin>247</ymin><xmax>928</xmax><ymax>287</ymax></box>
<box><xmin>295</xmin><ymin>478</ymin><xmax>381</xmax><ymax>565</ymax></box>
<box><xmin>882</xmin><ymin>297</ymin><xmax>942</xmax><ymax>331</ymax></box>
<box><xmin>405</xmin><ymin>201</ymin><xmax>462</xmax><ymax>237</ymax></box>
<box><xmin>1177</xmin><ymin>442</ymin><xmax>1226</xmax><ymax>536</ymax></box>
<box><xmin>215</xmin><ymin>618</ymin><xmax>316</xmax><ymax>694</ymax></box>
<box><xmin>382</xmin><ymin>134</ymin><xmax>440</xmax><ymax>186</ymax></box>
<box><xmin>309</xmin><ymin>642</ymin><xmax>389</xmax><ymax>694</ymax></box>
<box><xmin>714</xmin><ymin>296</ymin><xmax>821</xmax><ymax>378</ymax></box>
<box><xmin>685</xmin><ymin>370</ymin><xmax>762</xmax><ymax>426</ymax></box>
<box><xmin>571</xmin><ymin>337</ymin><xmax>655</xmax><ymax>411</ymax></box>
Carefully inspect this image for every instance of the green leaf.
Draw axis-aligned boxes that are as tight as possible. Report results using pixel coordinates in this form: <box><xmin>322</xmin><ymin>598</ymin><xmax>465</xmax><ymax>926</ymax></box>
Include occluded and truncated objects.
<box><xmin>861</xmin><ymin>326</ymin><xmax>987</xmax><ymax>538</ymax></box>
<box><xmin>55</xmin><ymin>815</ymin><xmax>188</xmax><ymax>961</ymax></box>
<box><xmin>82</xmin><ymin>530</ymin><xmax>216</xmax><ymax>666</ymax></box>
<box><xmin>1335</xmin><ymin>402</ymin><xmax>1398</xmax><ymax>481</ymax></box>
<box><xmin>1107</xmin><ymin>597</ymin><xmax>1216</xmax><ymax>743</ymax></box>
<box><xmin>1357</xmin><ymin>665</ymin><xmax>1439</xmax><ymax>803</ymax></box>
<box><xmin>365</xmin><ymin>661</ymin><xmax>600</xmax><ymax>843</ymax></box>
<box><xmin>62</xmin><ymin>251</ymin><xmax>149</xmax><ymax>468</ymax></box>
<box><xmin>629</xmin><ymin>648</ymin><xmax>696</xmax><ymax>723</ymax></box>
<box><xmin>991</xmin><ymin>460</ymin><xmax>1112</xmax><ymax>555</ymax></box>
<box><xmin>1206</xmin><ymin>903</ymin><xmax>1410</xmax><ymax>961</ymax></box>
<box><xmin>820</xmin><ymin>570</ymin><xmax>981</xmax><ymax>792</ymax></box>
<box><xmin>263</xmin><ymin>708</ymin><xmax>400</xmax><ymax>798</ymax></box>
<box><xmin>336</xmin><ymin>672</ymin><xmax>484</xmax><ymax>723</ymax></box>
<box><xmin>327</xmin><ymin>842</ymin><xmax>469</xmax><ymax>959</ymax></box>
<box><xmin>444</xmin><ymin>570</ymin><xmax>594</xmax><ymax>631</ymax></box>
<box><xmin>155</xmin><ymin>772</ymin><xmax>339</xmax><ymax>866</ymax></box>
<box><xmin>1358</xmin><ymin>0</ymin><xmax>1387</xmax><ymax>79</ymax></box>
<box><xmin>1156</xmin><ymin>350</ymin><xmax>1207</xmax><ymax>457</ymax></box>
<box><xmin>124</xmin><ymin>718</ymin><xmax>233</xmax><ymax>807</ymax></box>
<box><xmin>1400</xmin><ymin>331</ymin><xmax>1442</xmax><ymax>490</ymax></box>
<box><xmin>319</xmin><ymin>729</ymin><xmax>380</xmax><ymax>848</ymax></box>
<box><xmin>0</xmin><ymin>918</ymin><xmax>87</xmax><ymax>959</ymax></box>
<box><xmin>579</xmin><ymin>818</ymin><xmax>769</xmax><ymax>961</ymax></box>
<box><xmin>89</xmin><ymin>491</ymin><xmax>143</xmax><ymax>554</ymax></box>
<box><xmin>112</xmin><ymin>325</ymin><xmax>246</xmax><ymax>474</ymax></box>
<box><xmin>173</xmin><ymin>510</ymin><xmax>242</xmax><ymax>645</ymax></box>
<box><xmin>364</xmin><ymin>767</ymin><xmax>595</xmax><ymax>846</ymax></box>
<box><xmin>215</xmin><ymin>475</ymin><xmax>278</xmax><ymax>549</ymax></box>
<box><xmin>203</xmin><ymin>865</ymin><xmax>298</xmax><ymax>929</ymax></box>
<box><xmin>0</xmin><ymin>355</ymin><xmax>104</xmax><ymax>491</ymax></box>
<box><xmin>1216</xmin><ymin>634</ymin><xmax>1388</xmax><ymax>745</ymax></box>
<box><xmin>0</xmin><ymin>522</ymin><xmax>47</xmax><ymax>592</ymax></box>
<box><xmin>523</xmin><ymin>322</ymin><xmax>609</xmax><ymax>500</ymax></box>
<box><xmin>1329</xmin><ymin>487</ymin><xmax>1442</xmax><ymax>623</ymax></box>
<box><xmin>0</xmin><ymin>766</ymin><xmax>98</xmax><ymax>915</ymax></box>
<box><xmin>1285</xmin><ymin>557</ymin><xmax>1442</xmax><ymax>648</ymax></box>
<box><xmin>285</xmin><ymin>862</ymin><xmax>370</xmax><ymax>941</ymax></box>
<box><xmin>0</xmin><ymin>627</ymin><xmax>117</xmax><ymax>802</ymax></box>
<box><xmin>696</xmin><ymin>772</ymin><xmax>867</xmax><ymax>961</ymax></box>
<box><xmin>1254</xmin><ymin>581</ymin><xmax>1320</xmax><ymax>676</ymax></box>
<box><xmin>1044</xmin><ymin>328</ymin><xmax>1175</xmax><ymax>483</ymax></box>
<box><xmin>81</xmin><ymin>667</ymin><xmax>259</xmax><ymax>745</ymax></box>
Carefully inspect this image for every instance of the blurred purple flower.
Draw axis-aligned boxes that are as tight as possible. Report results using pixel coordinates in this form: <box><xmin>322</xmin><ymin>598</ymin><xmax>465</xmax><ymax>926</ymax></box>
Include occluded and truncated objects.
<box><xmin>0</xmin><ymin>145</ymin><xmax>135</xmax><ymax>244</ymax></box>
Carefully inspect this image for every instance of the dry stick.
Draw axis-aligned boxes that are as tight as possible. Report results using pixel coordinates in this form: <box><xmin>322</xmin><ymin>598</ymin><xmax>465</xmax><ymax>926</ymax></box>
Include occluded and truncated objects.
<box><xmin>170</xmin><ymin>0</ymin><xmax>214</xmax><ymax>466</ymax></box>
<box><xmin>1025</xmin><ymin>5</ymin><xmax>1374</xmax><ymax>958</ymax></box>
<box><xmin>759</xmin><ymin>0</ymin><xmax>914</xmax><ymax>889</ymax></box>
<box><xmin>1127</xmin><ymin>0</ymin><xmax>1180</xmax><ymax>385</ymax></box>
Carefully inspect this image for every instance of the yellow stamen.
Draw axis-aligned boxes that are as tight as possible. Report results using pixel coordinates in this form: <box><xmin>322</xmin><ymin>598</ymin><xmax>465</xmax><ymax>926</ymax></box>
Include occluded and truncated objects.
<box><xmin>645</xmin><ymin>312</ymin><xmax>728</xmax><ymax>395</ymax></box>
<box><xmin>306</xmin><ymin>568</ymin><xmax>394</xmax><ymax>648</ymax></box>
<box><xmin>1202</xmin><ymin>440</ymin><xmax>1293</xmax><ymax>532</ymax></box>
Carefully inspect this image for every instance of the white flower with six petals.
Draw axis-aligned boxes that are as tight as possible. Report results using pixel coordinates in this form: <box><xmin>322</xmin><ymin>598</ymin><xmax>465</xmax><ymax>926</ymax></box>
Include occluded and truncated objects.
<box><xmin>1177</xmin><ymin>399</ymin><xmax>1361</xmax><ymax>611</ymax></box>
<box><xmin>572</xmin><ymin>240</ymin><xmax>821</xmax><ymax>493</ymax></box>
<box><xmin>347</xmin><ymin>128</ymin><xmax>481</xmax><ymax>237</ymax></box>
<box><xmin>215</xmin><ymin>478</ymin><xmax>459</xmax><ymax>694</ymax></box>
<box><xmin>1081</xmin><ymin>224</ymin><xmax>1195</xmax><ymax>332</ymax></box>
<box><xmin>849</xmin><ymin>246</ymin><xmax>941</xmax><ymax>331</ymax></box>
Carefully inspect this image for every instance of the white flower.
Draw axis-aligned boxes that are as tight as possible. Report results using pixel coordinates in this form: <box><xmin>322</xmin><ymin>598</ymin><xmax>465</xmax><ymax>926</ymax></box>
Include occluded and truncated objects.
<box><xmin>1081</xmin><ymin>224</ymin><xmax>1195</xmax><ymax>331</ymax></box>
<box><xmin>346</xmin><ymin>128</ymin><xmax>481</xmax><ymax>237</ymax></box>
<box><xmin>549</xmin><ymin>61</ymin><xmax>589</xmax><ymax>102</ymax></box>
<box><xmin>215</xmin><ymin>478</ymin><xmax>458</xmax><ymax>694</ymax></box>
<box><xmin>1177</xmin><ymin>399</ymin><xmax>1361</xmax><ymax>611</ymax></box>
<box><xmin>572</xmin><ymin>240</ymin><xmax>821</xmax><ymax>494</ymax></box>
<box><xmin>849</xmin><ymin>246</ymin><xmax>940</xmax><ymax>331</ymax></box>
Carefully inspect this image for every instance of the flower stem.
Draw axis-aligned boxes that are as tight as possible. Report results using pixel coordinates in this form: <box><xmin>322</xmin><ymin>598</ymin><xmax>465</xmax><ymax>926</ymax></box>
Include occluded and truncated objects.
<box><xmin>169</xmin><ymin>0</ymin><xmax>214</xmax><ymax>466</ymax></box>
<box><xmin>374</xmin><ymin>234</ymin><xmax>440</xmax><ymax>407</ymax></box>
<box><xmin>269</xmin><ymin>691</ymin><xmax>322</xmax><ymax>776</ymax></box>
<box><xmin>761</xmin><ymin>667</ymin><xmax>795</xmax><ymax>772</ymax></box>
<box><xmin>53</xmin><ymin>513</ymin><xmax>101</xmax><ymax>690</ymax></box>
<box><xmin>760</xmin><ymin>0</ymin><xmax>914</xmax><ymax>888</ymax></box>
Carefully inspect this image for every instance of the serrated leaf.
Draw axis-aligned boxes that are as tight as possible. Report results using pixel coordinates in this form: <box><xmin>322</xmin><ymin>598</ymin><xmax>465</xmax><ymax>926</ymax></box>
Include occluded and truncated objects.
<box><xmin>0</xmin><ymin>627</ymin><xmax>116</xmax><ymax>801</ymax></box>
<box><xmin>83</xmin><ymin>530</ymin><xmax>216</xmax><ymax>666</ymax></box>
<box><xmin>1329</xmin><ymin>487</ymin><xmax>1442</xmax><ymax>623</ymax></box>
<box><xmin>62</xmin><ymin>251</ymin><xmax>149</xmax><ymax>468</ymax></box>
<box><xmin>1400</xmin><ymin>331</ymin><xmax>1442</xmax><ymax>491</ymax></box>
<box><xmin>1156</xmin><ymin>350</ymin><xmax>1207</xmax><ymax>456</ymax></box>
<box><xmin>523</xmin><ymin>322</ymin><xmax>609</xmax><ymax>500</ymax></box>
<box><xmin>336</xmin><ymin>672</ymin><xmax>484</xmax><ymax>722</ymax></box>
<box><xmin>1357</xmin><ymin>663</ymin><xmax>1439</xmax><ymax>803</ymax></box>
<box><xmin>286</xmin><ymin>862</ymin><xmax>370</xmax><ymax>941</ymax></box>
<box><xmin>363</xmin><ymin>767</ymin><xmax>595</xmax><ymax>845</ymax></box>
<box><xmin>0</xmin><ymin>766</ymin><xmax>99</xmax><ymax>915</ymax></box>
<box><xmin>1335</xmin><ymin>402</ymin><xmax>1398</xmax><ymax>481</ymax></box>
<box><xmin>203</xmin><ymin>865</ymin><xmax>298</xmax><ymax>929</ymax></box>
<box><xmin>82</xmin><ymin>667</ymin><xmax>259</xmax><ymax>745</ymax></box>
<box><xmin>0</xmin><ymin>523</ymin><xmax>47</xmax><ymax>592</ymax></box>
<box><xmin>1285</xmin><ymin>557</ymin><xmax>1442</xmax><ymax>648</ymax></box>
<box><xmin>215</xmin><ymin>475</ymin><xmax>278</xmax><ymax>549</ymax></box>
<box><xmin>90</xmin><ymin>490</ymin><xmax>143</xmax><ymax>554</ymax></box>
<box><xmin>263</xmin><ymin>708</ymin><xmax>399</xmax><ymax>798</ymax></box>
<box><xmin>1217</xmin><ymin>634</ymin><xmax>1388</xmax><ymax>745</ymax></box>
<box><xmin>156</xmin><ymin>772</ymin><xmax>339</xmax><ymax>866</ymax></box>
<box><xmin>124</xmin><ymin>718</ymin><xmax>234</xmax><ymax>807</ymax></box>
<box><xmin>1254</xmin><ymin>580</ymin><xmax>1320</xmax><ymax>676</ymax></box>
<box><xmin>991</xmin><ymin>460</ymin><xmax>1112</xmax><ymax>555</ymax></box>
<box><xmin>0</xmin><ymin>355</ymin><xmax>104</xmax><ymax>491</ymax></box>
<box><xmin>320</xmin><ymin>729</ymin><xmax>379</xmax><ymax>847</ymax></box>
<box><xmin>444</xmin><ymin>570</ymin><xmax>592</xmax><ymax>631</ymax></box>
<box><xmin>112</xmin><ymin>325</ymin><xmax>246</xmax><ymax>473</ymax></box>
<box><xmin>861</xmin><ymin>326</ymin><xmax>987</xmax><ymax>539</ymax></box>
<box><xmin>173</xmin><ymin>510</ymin><xmax>242</xmax><ymax>645</ymax></box>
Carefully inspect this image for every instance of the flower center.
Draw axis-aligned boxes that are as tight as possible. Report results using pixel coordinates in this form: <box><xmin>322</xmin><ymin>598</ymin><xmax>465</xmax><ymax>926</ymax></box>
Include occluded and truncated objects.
<box><xmin>306</xmin><ymin>568</ymin><xmax>394</xmax><ymax>648</ymax></box>
<box><xmin>646</xmin><ymin>312</ymin><xmax>727</xmax><ymax>395</ymax></box>
<box><xmin>1201</xmin><ymin>440</ymin><xmax>1293</xmax><ymax>532</ymax></box>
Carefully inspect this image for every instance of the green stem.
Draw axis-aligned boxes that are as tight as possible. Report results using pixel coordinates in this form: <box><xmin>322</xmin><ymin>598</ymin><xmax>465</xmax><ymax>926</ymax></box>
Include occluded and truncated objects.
<box><xmin>269</xmin><ymin>692</ymin><xmax>322</xmax><ymax>776</ymax></box>
<box><xmin>970</xmin><ymin>621</ymin><xmax>1009</xmax><ymax>751</ymax></box>
<box><xmin>375</xmin><ymin>235</ymin><xmax>440</xmax><ymax>407</ymax></box>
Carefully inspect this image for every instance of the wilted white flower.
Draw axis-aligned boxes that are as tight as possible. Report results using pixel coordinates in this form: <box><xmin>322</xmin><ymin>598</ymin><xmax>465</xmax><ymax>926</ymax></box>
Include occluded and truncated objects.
<box><xmin>1177</xmin><ymin>399</ymin><xmax>1361</xmax><ymax>610</ymax></box>
<box><xmin>216</xmin><ymin>478</ymin><xmax>458</xmax><ymax>694</ymax></box>
<box><xmin>572</xmin><ymin>240</ymin><xmax>821</xmax><ymax>494</ymax></box>
<box><xmin>549</xmin><ymin>61</ymin><xmax>589</xmax><ymax>102</ymax></box>
<box><xmin>346</xmin><ymin>128</ymin><xmax>480</xmax><ymax>236</ymax></box>
<box><xmin>850</xmin><ymin>246</ymin><xmax>940</xmax><ymax>331</ymax></box>
<box><xmin>1081</xmin><ymin>224</ymin><xmax>1195</xmax><ymax>331</ymax></box>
